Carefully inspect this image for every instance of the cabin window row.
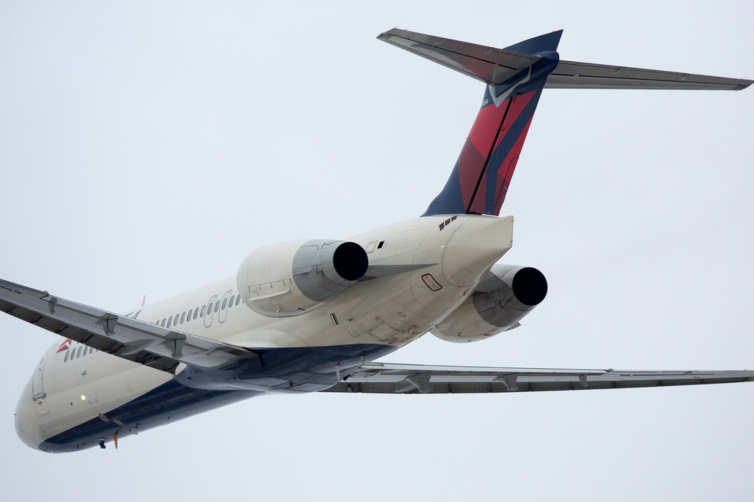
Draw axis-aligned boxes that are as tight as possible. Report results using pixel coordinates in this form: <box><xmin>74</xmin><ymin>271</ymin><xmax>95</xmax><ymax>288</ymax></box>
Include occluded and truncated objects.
<box><xmin>155</xmin><ymin>293</ymin><xmax>242</xmax><ymax>329</ymax></box>
<box><xmin>64</xmin><ymin>345</ymin><xmax>96</xmax><ymax>363</ymax></box>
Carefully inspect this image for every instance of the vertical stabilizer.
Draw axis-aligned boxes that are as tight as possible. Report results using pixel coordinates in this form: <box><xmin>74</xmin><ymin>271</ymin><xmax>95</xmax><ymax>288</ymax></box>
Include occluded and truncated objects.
<box><xmin>419</xmin><ymin>31</ymin><xmax>561</xmax><ymax>216</ymax></box>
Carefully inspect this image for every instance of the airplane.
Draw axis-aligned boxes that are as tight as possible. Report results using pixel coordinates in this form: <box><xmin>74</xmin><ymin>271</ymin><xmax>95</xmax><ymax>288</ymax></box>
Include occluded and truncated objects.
<box><xmin>4</xmin><ymin>28</ymin><xmax>752</xmax><ymax>454</ymax></box>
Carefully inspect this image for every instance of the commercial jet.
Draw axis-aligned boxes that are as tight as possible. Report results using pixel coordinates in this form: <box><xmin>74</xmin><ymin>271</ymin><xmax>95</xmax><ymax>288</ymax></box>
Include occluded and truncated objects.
<box><xmin>4</xmin><ymin>29</ymin><xmax>752</xmax><ymax>453</ymax></box>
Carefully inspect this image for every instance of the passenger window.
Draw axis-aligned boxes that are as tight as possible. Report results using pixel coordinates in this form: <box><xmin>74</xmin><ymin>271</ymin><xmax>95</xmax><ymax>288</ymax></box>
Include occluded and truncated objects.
<box><xmin>167</xmin><ymin>316</ymin><xmax>172</xmax><ymax>328</ymax></box>
<box><xmin>180</xmin><ymin>312</ymin><xmax>186</xmax><ymax>324</ymax></box>
<box><xmin>82</xmin><ymin>347</ymin><xmax>87</xmax><ymax>357</ymax></box>
<box><xmin>214</xmin><ymin>302</ymin><xmax>219</xmax><ymax>313</ymax></box>
<box><xmin>201</xmin><ymin>305</ymin><xmax>206</xmax><ymax>317</ymax></box>
<box><xmin>187</xmin><ymin>309</ymin><xmax>192</xmax><ymax>321</ymax></box>
<box><xmin>161</xmin><ymin>318</ymin><xmax>166</xmax><ymax>327</ymax></box>
<box><xmin>77</xmin><ymin>346</ymin><xmax>83</xmax><ymax>358</ymax></box>
<box><xmin>64</xmin><ymin>351</ymin><xmax>69</xmax><ymax>363</ymax></box>
<box><xmin>193</xmin><ymin>309</ymin><xmax>198</xmax><ymax>320</ymax></box>
<box><xmin>208</xmin><ymin>303</ymin><xmax>214</xmax><ymax>314</ymax></box>
<box><xmin>229</xmin><ymin>295</ymin><xmax>235</xmax><ymax>308</ymax></box>
<box><xmin>236</xmin><ymin>295</ymin><xmax>240</xmax><ymax>306</ymax></box>
<box><xmin>89</xmin><ymin>347</ymin><xmax>94</xmax><ymax>355</ymax></box>
<box><xmin>222</xmin><ymin>298</ymin><xmax>227</xmax><ymax>310</ymax></box>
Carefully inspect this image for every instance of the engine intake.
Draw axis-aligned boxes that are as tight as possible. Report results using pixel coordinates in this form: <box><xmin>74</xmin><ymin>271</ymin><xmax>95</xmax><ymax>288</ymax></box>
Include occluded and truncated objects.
<box><xmin>238</xmin><ymin>239</ymin><xmax>368</xmax><ymax>317</ymax></box>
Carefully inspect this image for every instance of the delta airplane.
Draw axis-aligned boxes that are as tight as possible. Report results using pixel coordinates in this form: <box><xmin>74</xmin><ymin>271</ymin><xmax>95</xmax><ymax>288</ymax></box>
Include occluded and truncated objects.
<box><xmin>5</xmin><ymin>29</ymin><xmax>753</xmax><ymax>453</ymax></box>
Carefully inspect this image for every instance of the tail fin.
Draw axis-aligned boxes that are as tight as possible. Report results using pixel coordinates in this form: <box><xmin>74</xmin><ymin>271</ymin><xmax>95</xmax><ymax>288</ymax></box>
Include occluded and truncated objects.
<box><xmin>377</xmin><ymin>29</ymin><xmax>752</xmax><ymax>216</ymax></box>
<box><xmin>379</xmin><ymin>29</ymin><xmax>561</xmax><ymax>216</ymax></box>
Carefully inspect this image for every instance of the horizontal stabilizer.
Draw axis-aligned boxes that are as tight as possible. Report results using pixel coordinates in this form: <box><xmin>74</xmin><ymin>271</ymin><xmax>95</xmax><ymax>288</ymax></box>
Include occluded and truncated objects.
<box><xmin>378</xmin><ymin>28</ymin><xmax>752</xmax><ymax>91</ymax></box>
<box><xmin>547</xmin><ymin>60</ymin><xmax>752</xmax><ymax>90</ymax></box>
<box><xmin>377</xmin><ymin>28</ymin><xmax>542</xmax><ymax>86</ymax></box>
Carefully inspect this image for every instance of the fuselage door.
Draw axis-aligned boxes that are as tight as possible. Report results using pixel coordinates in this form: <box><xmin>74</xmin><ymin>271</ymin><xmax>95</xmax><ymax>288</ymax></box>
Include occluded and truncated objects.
<box><xmin>31</xmin><ymin>354</ymin><xmax>47</xmax><ymax>401</ymax></box>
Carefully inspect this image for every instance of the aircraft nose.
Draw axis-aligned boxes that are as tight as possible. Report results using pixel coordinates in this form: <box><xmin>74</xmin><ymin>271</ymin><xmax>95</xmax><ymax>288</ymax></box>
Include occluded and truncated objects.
<box><xmin>442</xmin><ymin>215</ymin><xmax>514</xmax><ymax>287</ymax></box>
<box><xmin>15</xmin><ymin>376</ymin><xmax>43</xmax><ymax>450</ymax></box>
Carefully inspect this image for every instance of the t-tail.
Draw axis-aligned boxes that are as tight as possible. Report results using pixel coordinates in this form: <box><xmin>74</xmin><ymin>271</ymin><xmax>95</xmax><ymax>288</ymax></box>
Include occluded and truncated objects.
<box><xmin>378</xmin><ymin>29</ymin><xmax>752</xmax><ymax>217</ymax></box>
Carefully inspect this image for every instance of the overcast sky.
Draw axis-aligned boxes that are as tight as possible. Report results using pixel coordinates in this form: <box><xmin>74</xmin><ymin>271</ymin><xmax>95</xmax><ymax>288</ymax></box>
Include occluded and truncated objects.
<box><xmin>1</xmin><ymin>1</ymin><xmax>753</xmax><ymax>501</ymax></box>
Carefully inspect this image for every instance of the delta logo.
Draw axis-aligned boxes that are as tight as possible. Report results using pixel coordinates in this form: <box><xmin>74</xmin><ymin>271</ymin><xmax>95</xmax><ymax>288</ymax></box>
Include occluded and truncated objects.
<box><xmin>56</xmin><ymin>338</ymin><xmax>72</xmax><ymax>353</ymax></box>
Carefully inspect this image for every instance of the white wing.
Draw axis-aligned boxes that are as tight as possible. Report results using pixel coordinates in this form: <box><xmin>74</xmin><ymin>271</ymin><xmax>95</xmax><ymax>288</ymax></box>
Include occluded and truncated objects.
<box><xmin>0</xmin><ymin>278</ymin><xmax>256</xmax><ymax>373</ymax></box>
<box><xmin>324</xmin><ymin>362</ymin><xmax>754</xmax><ymax>394</ymax></box>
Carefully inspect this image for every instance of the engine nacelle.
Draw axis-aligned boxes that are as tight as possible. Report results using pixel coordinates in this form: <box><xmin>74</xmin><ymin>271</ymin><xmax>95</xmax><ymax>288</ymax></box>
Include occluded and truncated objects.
<box><xmin>238</xmin><ymin>239</ymin><xmax>368</xmax><ymax>317</ymax></box>
<box><xmin>431</xmin><ymin>264</ymin><xmax>547</xmax><ymax>343</ymax></box>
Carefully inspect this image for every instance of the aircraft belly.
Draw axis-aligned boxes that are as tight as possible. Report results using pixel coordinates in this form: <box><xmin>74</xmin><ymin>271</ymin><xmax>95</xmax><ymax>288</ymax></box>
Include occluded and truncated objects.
<box><xmin>41</xmin><ymin>364</ymin><xmax>172</xmax><ymax>443</ymax></box>
<box><xmin>37</xmin><ymin>343</ymin><xmax>396</xmax><ymax>452</ymax></box>
<box><xmin>39</xmin><ymin>378</ymin><xmax>256</xmax><ymax>453</ymax></box>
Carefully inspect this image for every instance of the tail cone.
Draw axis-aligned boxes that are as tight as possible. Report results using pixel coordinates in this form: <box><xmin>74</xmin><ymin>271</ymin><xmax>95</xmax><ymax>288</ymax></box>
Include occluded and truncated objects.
<box><xmin>442</xmin><ymin>216</ymin><xmax>513</xmax><ymax>287</ymax></box>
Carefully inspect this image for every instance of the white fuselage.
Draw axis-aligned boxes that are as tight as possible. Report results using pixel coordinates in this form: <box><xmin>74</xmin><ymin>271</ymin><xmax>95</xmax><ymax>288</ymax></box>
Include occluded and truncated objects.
<box><xmin>15</xmin><ymin>214</ymin><xmax>513</xmax><ymax>452</ymax></box>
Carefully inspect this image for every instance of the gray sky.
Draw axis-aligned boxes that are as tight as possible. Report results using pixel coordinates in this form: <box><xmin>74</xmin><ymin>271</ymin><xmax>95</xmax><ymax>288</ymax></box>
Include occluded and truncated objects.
<box><xmin>1</xmin><ymin>1</ymin><xmax>753</xmax><ymax>500</ymax></box>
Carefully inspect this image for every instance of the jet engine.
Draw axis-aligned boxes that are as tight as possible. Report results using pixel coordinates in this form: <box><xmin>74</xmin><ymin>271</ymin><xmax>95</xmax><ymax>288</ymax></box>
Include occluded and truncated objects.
<box><xmin>431</xmin><ymin>264</ymin><xmax>547</xmax><ymax>343</ymax></box>
<box><xmin>237</xmin><ymin>239</ymin><xmax>368</xmax><ymax>317</ymax></box>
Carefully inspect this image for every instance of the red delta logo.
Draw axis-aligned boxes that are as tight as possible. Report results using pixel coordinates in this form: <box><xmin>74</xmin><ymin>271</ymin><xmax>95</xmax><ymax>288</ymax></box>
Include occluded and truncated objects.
<box><xmin>56</xmin><ymin>338</ymin><xmax>72</xmax><ymax>353</ymax></box>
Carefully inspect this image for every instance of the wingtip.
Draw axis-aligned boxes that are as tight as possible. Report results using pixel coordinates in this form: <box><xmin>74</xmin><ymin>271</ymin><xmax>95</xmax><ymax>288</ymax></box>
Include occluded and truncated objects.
<box><xmin>377</xmin><ymin>26</ymin><xmax>400</xmax><ymax>40</ymax></box>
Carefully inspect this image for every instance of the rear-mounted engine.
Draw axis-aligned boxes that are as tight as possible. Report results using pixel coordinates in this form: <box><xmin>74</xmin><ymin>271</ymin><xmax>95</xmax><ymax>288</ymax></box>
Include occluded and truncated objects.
<box><xmin>431</xmin><ymin>264</ymin><xmax>547</xmax><ymax>342</ymax></box>
<box><xmin>237</xmin><ymin>239</ymin><xmax>368</xmax><ymax>317</ymax></box>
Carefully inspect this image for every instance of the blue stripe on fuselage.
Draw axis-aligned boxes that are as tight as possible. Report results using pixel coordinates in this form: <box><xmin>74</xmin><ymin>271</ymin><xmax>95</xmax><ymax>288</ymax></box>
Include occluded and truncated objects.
<box><xmin>39</xmin><ymin>343</ymin><xmax>396</xmax><ymax>453</ymax></box>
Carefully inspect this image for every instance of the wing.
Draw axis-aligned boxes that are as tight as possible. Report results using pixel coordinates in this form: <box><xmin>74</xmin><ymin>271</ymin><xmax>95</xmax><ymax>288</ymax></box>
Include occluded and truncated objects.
<box><xmin>0</xmin><ymin>278</ymin><xmax>256</xmax><ymax>373</ymax></box>
<box><xmin>323</xmin><ymin>362</ymin><xmax>754</xmax><ymax>394</ymax></box>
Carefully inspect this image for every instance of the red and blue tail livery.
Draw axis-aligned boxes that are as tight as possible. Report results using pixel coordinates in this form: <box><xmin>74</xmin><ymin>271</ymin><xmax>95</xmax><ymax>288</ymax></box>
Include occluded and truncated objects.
<box><xmin>410</xmin><ymin>31</ymin><xmax>561</xmax><ymax>216</ymax></box>
<box><xmin>377</xmin><ymin>29</ymin><xmax>751</xmax><ymax>217</ymax></box>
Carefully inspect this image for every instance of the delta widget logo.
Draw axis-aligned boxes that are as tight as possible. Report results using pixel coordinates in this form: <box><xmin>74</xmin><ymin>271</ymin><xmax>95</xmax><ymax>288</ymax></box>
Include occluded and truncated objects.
<box><xmin>56</xmin><ymin>339</ymin><xmax>72</xmax><ymax>353</ymax></box>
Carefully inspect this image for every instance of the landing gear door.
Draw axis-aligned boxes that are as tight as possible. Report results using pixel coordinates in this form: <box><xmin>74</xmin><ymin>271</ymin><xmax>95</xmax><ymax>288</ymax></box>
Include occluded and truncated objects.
<box><xmin>31</xmin><ymin>353</ymin><xmax>47</xmax><ymax>401</ymax></box>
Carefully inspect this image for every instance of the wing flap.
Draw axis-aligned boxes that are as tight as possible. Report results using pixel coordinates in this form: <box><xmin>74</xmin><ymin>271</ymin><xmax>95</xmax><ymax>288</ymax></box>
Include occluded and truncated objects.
<box><xmin>0</xmin><ymin>278</ymin><xmax>256</xmax><ymax>373</ymax></box>
<box><xmin>323</xmin><ymin>362</ymin><xmax>754</xmax><ymax>394</ymax></box>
